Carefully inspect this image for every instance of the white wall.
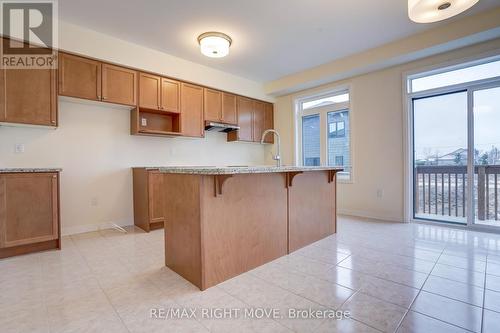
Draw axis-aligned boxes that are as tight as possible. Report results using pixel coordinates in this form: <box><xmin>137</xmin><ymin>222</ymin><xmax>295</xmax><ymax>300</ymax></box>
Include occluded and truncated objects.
<box><xmin>58</xmin><ymin>21</ymin><xmax>273</xmax><ymax>102</ymax></box>
<box><xmin>0</xmin><ymin>21</ymin><xmax>273</xmax><ymax>235</ymax></box>
<box><xmin>0</xmin><ymin>100</ymin><xmax>267</xmax><ymax>235</ymax></box>
<box><xmin>273</xmin><ymin>38</ymin><xmax>500</xmax><ymax>222</ymax></box>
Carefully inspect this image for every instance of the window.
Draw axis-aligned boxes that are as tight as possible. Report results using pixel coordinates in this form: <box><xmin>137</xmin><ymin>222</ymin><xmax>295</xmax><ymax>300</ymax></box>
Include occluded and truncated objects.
<box><xmin>302</xmin><ymin>114</ymin><xmax>320</xmax><ymax>166</ymax></box>
<box><xmin>302</xmin><ymin>93</ymin><xmax>349</xmax><ymax>110</ymax></box>
<box><xmin>296</xmin><ymin>89</ymin><xmax>351</xmax><ymax>180</ymax></box>
<box><xmin>329</xmin><ymin>120</ymin><xmax>345</xmax><ymax>138</ymax></box>
<box><xmin>409</xmin><ymin>57</ymin><xmax>500</xmax><ymax>93</ymax></box>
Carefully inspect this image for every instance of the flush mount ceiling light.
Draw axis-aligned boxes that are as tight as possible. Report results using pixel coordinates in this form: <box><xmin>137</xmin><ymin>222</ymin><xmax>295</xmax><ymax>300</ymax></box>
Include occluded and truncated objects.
<box><xmin>408</xmin><ymin>0</ymin><xmax>479</xmax><ymax>23</ymax></box>
<box><xmin>197</xmin><ymin>32</ymin><xmax>232</xmax><ymax>58</ymax></box>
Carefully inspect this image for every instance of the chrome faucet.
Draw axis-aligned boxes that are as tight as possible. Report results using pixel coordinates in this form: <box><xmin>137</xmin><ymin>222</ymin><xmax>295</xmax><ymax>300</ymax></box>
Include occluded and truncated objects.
<box><xmin>261</xmin><ymin>129</ymin><xmax>281</xmax><ymax>167</ymax></box>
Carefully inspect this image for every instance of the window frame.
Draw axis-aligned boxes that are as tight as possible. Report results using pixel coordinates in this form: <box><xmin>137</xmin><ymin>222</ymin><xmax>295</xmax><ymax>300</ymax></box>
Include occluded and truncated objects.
<box><xmin>295</xmin><ymin>87</ymin><xmax>353</xmax><ymax>182</ymax></box>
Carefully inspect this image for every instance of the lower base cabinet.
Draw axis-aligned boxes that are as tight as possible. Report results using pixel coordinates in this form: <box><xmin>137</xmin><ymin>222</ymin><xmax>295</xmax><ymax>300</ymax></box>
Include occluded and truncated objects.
<box><xmin>0</xmin><ymin>172</ymin><xmax>60</xmax><ymax>259</ymax></box>
<box><xmin>132</xmin><ymin>168</ymin><xmax>165</xmax><ymax>232</ymax></box>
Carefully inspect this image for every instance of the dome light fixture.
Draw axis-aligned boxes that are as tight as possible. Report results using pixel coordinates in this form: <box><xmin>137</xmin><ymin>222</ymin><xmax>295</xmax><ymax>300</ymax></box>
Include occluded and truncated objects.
<box><xmin>408</xmin><ymin>0</ymin><xmax>479</xmax><ymax>23</ymax></box>
<box><xmin>197</xmin><ymin>32</ymin><xmax>232</xmax><ymax>58</ymax></box>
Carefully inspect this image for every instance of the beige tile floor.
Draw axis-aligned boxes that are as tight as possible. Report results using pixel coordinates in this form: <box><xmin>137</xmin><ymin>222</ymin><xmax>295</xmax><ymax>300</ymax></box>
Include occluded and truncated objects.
<box><xmin>2</xmin><ymin>216</ymin><xmax>500</xmax><ymax>333</ymax></box>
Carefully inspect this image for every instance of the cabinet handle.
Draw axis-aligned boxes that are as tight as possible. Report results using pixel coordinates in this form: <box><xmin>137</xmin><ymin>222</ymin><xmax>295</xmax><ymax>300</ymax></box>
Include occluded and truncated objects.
<box><xmin>102</xmin><ymin>96</ymin><xmax>107</xmax><ymax>100</ymax></box>
<box><xmin>97</xmin><ymin>95</ymin><xmax>101</xmax><ymax>99</ymax></box>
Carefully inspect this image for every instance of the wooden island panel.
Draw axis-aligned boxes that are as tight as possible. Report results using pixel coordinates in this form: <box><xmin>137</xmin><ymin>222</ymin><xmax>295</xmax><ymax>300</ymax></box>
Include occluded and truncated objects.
<box><xmin>201</xmin><ymin>173</ymin><xmax>288</xmax><ymax>289</ymax></box>
<box><xmin>288</xmin><ymin>171</ymin><xmax>337</xmax><ymax>253</ymax></box>
<box><xmin>162</xmin><ymin>168</ymin><xmax>340</xmax><ymax>290</ymax></box>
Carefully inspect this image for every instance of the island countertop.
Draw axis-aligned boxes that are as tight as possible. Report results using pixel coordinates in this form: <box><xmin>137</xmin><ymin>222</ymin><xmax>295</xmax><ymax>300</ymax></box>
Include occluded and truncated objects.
<box><xmin>0</xmin><ymin>168</ymin><xmax>62</xmax><ymax>173</ymax></box>
<box><xmin>139</xmin><ymin>165</ymin><xmax>343</xmax><ymax>175</ymax></box>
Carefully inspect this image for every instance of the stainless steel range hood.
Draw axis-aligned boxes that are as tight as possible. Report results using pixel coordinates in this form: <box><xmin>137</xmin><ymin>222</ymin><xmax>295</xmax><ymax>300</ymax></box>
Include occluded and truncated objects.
<box><xmin>204</xmin><ymin>121</ymin><xmax>240</xmax><ymax>133</ymax></box>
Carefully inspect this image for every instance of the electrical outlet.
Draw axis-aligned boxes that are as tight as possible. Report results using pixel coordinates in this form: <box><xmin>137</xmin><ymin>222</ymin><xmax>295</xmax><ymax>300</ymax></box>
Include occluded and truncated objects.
<box><xmin>376</xmin><ymin>189</ymin><xmax>384</xmax><ymax>198</ymax></box>
<box><xmin>14</xmin><ymin>144</ymin><xmax>25</xmax><ymax>153</ymax></box>
<box><xmin>141</xmin><ymin>117</ymin><xmax>147</xmax><ymax>127</ymax></box>
<box><xmin>90</xmin><ymin>197</ymin><xmax>99</xmax><ymax>207</ymax></box>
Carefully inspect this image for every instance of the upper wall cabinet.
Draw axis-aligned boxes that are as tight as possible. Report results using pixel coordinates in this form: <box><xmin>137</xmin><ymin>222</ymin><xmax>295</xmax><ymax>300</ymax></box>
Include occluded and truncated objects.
<box><xmin>138</xmin><ymin>73</ymin><xmax>180</xmax><ymax>113</ymax></box>
<box><xmin>264</xmin><ymin>102</ymin><xmax>274</xmax><ymax>144</ymax></box>
<box><xmin>59</xmin><ymin>53</ymin><xmax>137</xmax><ymax>107</ymax></box>
<box><xmin>228</xmin><ymin>96</ymin><xmax>253</xmax><ymax>142</ymax></box>
<box><xmin>181</xmin><ymin>83</ymin><xmax>204</xmax><ymax>138</ymax></box>
<box><xmin>59</xmin><ymin>53</ymin><xmax>101</xmax><ymax>101</ymax></box>
<box><xmin>102</xmin><ymin>64</ymin><xmax>137</xmax><ymax>106</ymax></box>
<box><xmin>204</xmin><ymin>89</ymin><xmax>237</xmax><ymax>125</ymax></box>
<box><xmin>227</xmin><ymin>97</ymin><xmax>274</xmax><ymax>143</ymax></box>
<box><xmin>0</xmin><ymin>68</ymin><xmax>57</xmax><ymax>127</ymax></box>
<box><xmin>138</xmin><ymin>73</ymin><xmax>161</xmax><ymax>110</ymax></box>
<box><xmin>161</xmin><ymin>78</ymin><xmax>180</xmax><ymax>113</ymax></box>
<box><xmin>204</xmin><ymin>88</ymin><xmax>222</xmax><ymax>123</ymax></box>
<box><xmin>253</xmin><ymin>101</ymin><xmax>266</xmax><ymax>143</ymax></box>
<box><xmin>222</xmin><ymin>93</ymin><xmax>237</xmax><ymax>125</ymax></box>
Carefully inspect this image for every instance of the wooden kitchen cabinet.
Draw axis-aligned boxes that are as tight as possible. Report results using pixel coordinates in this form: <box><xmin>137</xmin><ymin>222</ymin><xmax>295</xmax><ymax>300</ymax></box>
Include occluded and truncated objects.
<box><xmin>59</xmin><ymin>53</ymin><xmax>101</xmax><ymax>101</ymax></box>
<box><xmin>204</xmin><ymin>88</ymin><xmax>222</xmax><ymax>122</ymax></box>
<box><xmin>59</xmin><ymin>52</ymin><xmax>137</xmax><ymax>106</ymax></box>
<box><xmin>0</xmin><ymin>172</ymin><xmax>60</xmax><ymax>259</ymax></box>
<box><xmin>228</xmin><ymin>97</ymin><xmax>274</xmax><ymax>143</ymax></box>
<box><xmin>0</xmin><ymin>68</ymin><xmax>57</xmax><ymax>126</ymax></box>
<box><xmin>222</xmin><ymin>93</ymin><xmax>237</xmax><ymax>125</ymax></box>
<box><xmin>161</xmin><ymin>78</ymin><xmax>180</xmax><ymax>113</ymax></box>
<box><xmin>138</xmin><ymin>73</ymin><xmax>161</xmax><ymax>110</ymax></box>
<box><xmin>264</xmin><ymin>102</ymin><xmax>274</xmax><ymax>144</ymax></box>
<box><xmin>204</xmin><ymin>89</ymin><xmax>238</xmax><ymax>126</ymax></box>
<box><xmin>253</xmin><ymin>101</ymin><xmax>266</xmax><ymax>143</ymax></box>
<box><xmin>102</xmin><ymin>64</ymin><xmax>137</xmax><ymax>106</ymax></box>
<box><xmin>228</xmin><ymin>96</ymin><xmax>253</xmax><ymax>142</ymax></box>
<box><xmin>133</xmin><ymin>168</ymin><xmax>165</xmax><ymax>232</ymax></box>
<box><xmin>139</xmin><ymin>73</ymin><xmax>180</xmax><ymax>113</ymax></box>
<box><xmin>181</xmin><ymin>83</ymin><xmax>204</xmax><ymax>137</ymax></box>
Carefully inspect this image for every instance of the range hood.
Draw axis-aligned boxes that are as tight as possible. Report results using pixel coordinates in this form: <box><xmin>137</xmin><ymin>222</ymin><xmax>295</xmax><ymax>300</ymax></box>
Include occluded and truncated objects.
<box><xmin>204</xmin><ymin>121</ymin><xmax>240</xmax><ymax>133</ymax></box>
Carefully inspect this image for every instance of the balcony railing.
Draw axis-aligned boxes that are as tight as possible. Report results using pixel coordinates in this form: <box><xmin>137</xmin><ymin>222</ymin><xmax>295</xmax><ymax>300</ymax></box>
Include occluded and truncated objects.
<box><xmin>415</xmin><ymin>165</ymin><xmax>500</xmax><ymax>222</ymax></box>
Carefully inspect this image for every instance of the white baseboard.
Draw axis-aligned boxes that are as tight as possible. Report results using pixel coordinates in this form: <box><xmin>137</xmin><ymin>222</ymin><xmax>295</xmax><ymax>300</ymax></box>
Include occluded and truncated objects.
<box><xmin>338</xmin><ymin>209</ymin><xmax>404</xmax><ymax>223</ymax></box>
<box><xmin>62</xmin><ymin>219</ymin><xmax>134</xmax><ymax>236</ymax></box>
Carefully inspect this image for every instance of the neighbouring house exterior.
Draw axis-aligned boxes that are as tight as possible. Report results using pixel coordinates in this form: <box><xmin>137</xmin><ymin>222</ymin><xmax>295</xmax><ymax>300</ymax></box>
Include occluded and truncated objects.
<box><xmin>302</xmin><ymin>110</ymin><xmax>350</xmax><ymax>171</ymax></box>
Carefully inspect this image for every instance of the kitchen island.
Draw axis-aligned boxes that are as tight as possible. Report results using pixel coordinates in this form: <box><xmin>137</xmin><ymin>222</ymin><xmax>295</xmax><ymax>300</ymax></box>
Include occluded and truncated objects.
<box><xmin>159</xmin><ymin>166</ymin><xmax>342</xmax><ymax>290</ymax></box>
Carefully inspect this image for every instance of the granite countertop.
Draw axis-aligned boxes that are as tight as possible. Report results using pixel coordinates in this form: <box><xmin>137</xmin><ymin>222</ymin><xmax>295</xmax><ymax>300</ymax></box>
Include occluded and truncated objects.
<box><xmin>153</xmin><ymin>166</ymin><xmax>344</xmax><ymax>175</ymax></box>
<box><xmin>0</xmin><ymin>168</ymin><xmax>62</xmax><ymax>173</ymax></box>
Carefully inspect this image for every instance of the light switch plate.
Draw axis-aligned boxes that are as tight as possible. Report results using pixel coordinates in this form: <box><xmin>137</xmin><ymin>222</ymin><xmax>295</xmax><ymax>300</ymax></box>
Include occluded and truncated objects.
<box><xmin>14</xmin><ymin>144</ymin><xmax>25</xmax><ymax>153</ymax></box>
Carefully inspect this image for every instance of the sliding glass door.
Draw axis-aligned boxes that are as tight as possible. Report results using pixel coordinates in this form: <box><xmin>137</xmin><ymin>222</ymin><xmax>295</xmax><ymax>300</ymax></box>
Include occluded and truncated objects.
<box><xmin>472</xmin><ymin>85</ymin><xmax>500</xmax><ymax>227</ymax></box>
<box><xmin>411</xmin><ymin>82</ymin><xmax>500</xmax><ymax>229</ymax></box>
<box><xmin>413</xmin><ymin>92</ymin><xmax>468</xmax><ymax>224</ymax></box>
<box><xmin>408</xmin><ymin>56</ymin><xmax>500</xmax><ymax>230</ymax></box>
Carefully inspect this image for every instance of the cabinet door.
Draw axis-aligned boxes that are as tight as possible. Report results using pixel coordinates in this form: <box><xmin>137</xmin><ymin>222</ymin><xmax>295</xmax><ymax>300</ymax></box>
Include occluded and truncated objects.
<box><xmin>235</xmin><ymin>96</ymin><xmax>254</xmax><ymax>141</ymax></box>
<box><xmin>102</xmin><ymin>64</ymin><xmax>137</xmax><ymax>106</ymax></box>
<box><xmin>0</xmin><ymin>173</ymin><xmax>59</xmax><ymax>248</ymax></box>
<box><xmin>252</xmin><ymin>101</ymin><xmax>266</xmax><ymax>143</ymax></box>
<box><xmin>59</xmin><ymin>53</ymin><xmax>101</xmax><ymax>101</ymax></box>
<box><xmin>160</xmin><ymin>78</ymin><xmax>180</xmax><ymax>113</ymax></box>
<box><xmin>138</xmin><ymin>73</ymin><xmax>161</xmax><ymax>110</ymax></box>
<box><xmin>1</xmin><ymin>68</ymin><xmax>57</xmax><ymax>126</ymax></box>
<box><xmin>181</xmin><ymin>83</ymin><xmax>204</xmax><ymax>137</ymax></box>
<box><xmin>204</xmin><ymin>88</ymin><xmax>222</xmax><ymax>122</ymax></box>
<box><xmin>148</xmin><ymin>172</ymin><xmax>164</xmax><ymax>223</ymax></box>
<box><xmin>264</xmin><ymin>103</ymin><xmax>274</xmax><ymax>144</ymax></box>
<box><xmin>222</xmin><ymin>93</ymin><xmax>237</xmax><ymax>125</ymax></box>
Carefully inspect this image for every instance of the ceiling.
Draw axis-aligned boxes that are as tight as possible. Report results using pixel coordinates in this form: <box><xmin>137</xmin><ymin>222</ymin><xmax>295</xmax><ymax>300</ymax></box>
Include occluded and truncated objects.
<box><xmin>59</xmin><ymin>0</ymin><xmax>500</xmax><ymax>83</ymax></box>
